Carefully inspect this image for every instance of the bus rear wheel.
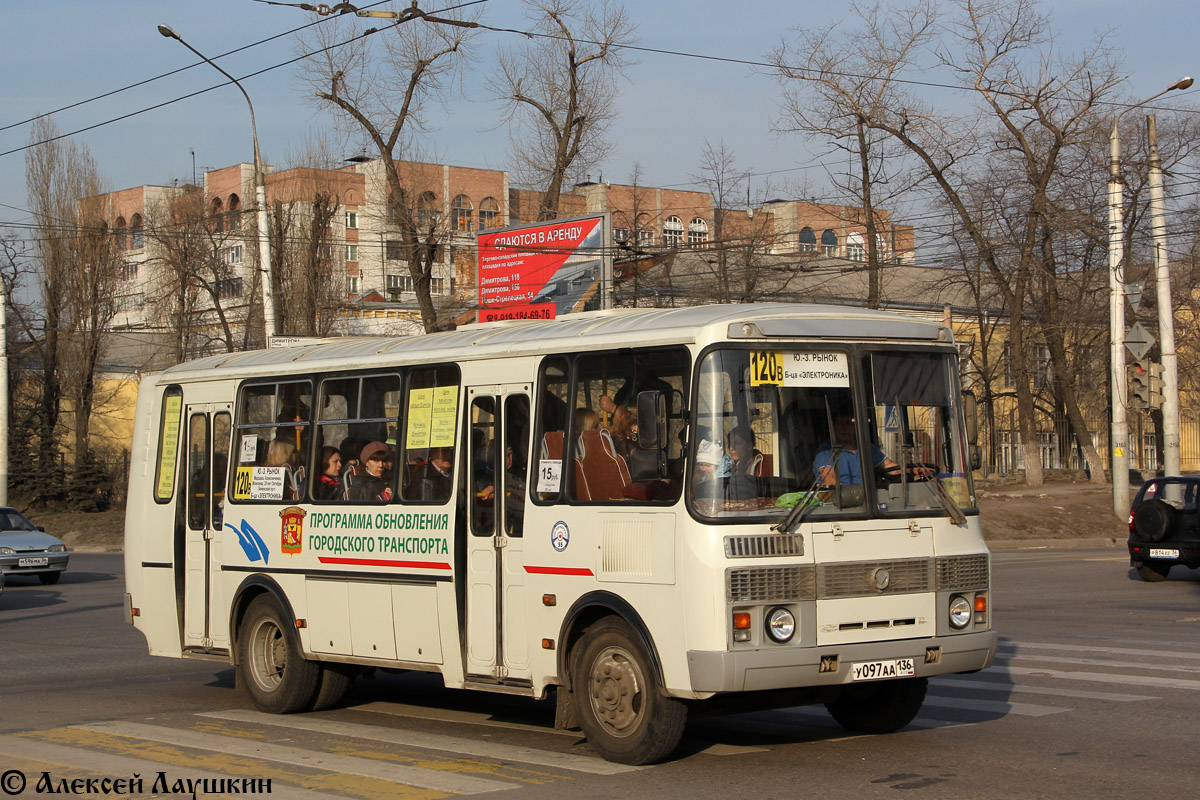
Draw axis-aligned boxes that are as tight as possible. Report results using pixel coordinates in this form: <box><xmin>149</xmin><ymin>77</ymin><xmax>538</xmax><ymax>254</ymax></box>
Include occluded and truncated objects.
<box><xmin>571</xmin><ymin>617</ymin><xmax>686</xmax><ymax>765</ymax></box>
<box><xmin>826</xmin><ymin>676</ymin><xmax>928</xmax><ymax>734</ymax></box>
<box><xmin>239</xmin><ymin>594</ymin><xmax>320</xmax><ymax>714</ymax></box>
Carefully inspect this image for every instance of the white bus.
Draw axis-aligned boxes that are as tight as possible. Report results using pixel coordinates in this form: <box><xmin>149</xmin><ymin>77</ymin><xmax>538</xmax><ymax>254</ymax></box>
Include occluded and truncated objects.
<box><xmin>124</xmin><ymin>304</ymin><xmax>996</xmax><ymax>764</ymax></box>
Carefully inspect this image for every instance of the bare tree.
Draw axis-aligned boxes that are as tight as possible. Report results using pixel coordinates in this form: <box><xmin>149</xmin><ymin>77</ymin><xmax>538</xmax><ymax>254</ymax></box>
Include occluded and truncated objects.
<box><xmin>269</xmin><ymin>186</ymin><xmax>345</xmax><ymax>337</ymax></box>
<box><xmin>296</xmin><ymin>6</ymin><xmax>477</xmax><ymax>333</ymax></box>
<box><xmin>490</xmin><ymin>0</ymin><xmax>635</xmax><ymax>220</ymax></box>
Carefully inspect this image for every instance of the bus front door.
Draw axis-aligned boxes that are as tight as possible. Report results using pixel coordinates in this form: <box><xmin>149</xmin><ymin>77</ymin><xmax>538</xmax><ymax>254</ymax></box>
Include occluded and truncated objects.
<box><xmin>464</xmin><ymin>386</ymin><xmax>532</xmax><ymax>681</ymax></box>
<box><xmin>181</xmin><ymin>404</ymin><xmax>232</xmax><ymax>653</ymax></box>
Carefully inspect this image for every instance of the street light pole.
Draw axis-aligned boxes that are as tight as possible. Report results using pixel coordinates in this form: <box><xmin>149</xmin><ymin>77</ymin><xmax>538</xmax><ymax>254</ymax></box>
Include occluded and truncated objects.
<box><xmin>1107</xmin><ymin>76</ymin><xmax>1193</xmax><ymax>517</ymax></box>
<box><xmin>158</xmin><ymin>24</ymin><xmax>277</xmax><ymax>344</ymax></box>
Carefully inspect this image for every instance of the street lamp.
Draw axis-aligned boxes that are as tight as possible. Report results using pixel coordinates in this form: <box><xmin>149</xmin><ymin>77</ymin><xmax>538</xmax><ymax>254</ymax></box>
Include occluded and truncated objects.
<box><xmin>158</xmin><ymin>23</ymin><xmax>277</xmax><ymax>343</ymax></box>
<box><xmin>1107</xmin><ymin>75</ymin><xmax>1193</xmax><ymax>517</ymax></box>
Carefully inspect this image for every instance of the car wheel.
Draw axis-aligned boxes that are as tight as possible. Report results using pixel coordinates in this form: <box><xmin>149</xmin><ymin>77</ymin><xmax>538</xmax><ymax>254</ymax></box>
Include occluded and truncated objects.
<box><xmin>38</xmin><ymin>572</ymin><xmax>61</xmax><ymax>586</ymax></box>
<box><xmin>238</xmin><ymin>594</ymin><xmax>320</xmax><ymax>714</ymax></box>
<box><xmin>1133</xmin><ymin>499</ymin><xmax>1174</xmax><ymax>542</ymax></box>
<box><xmin>571</xmin><ymin>617</ymin><xmax>687</xmax><ymax>765</ymax></box>
<box><xmin>309</xmin><ymin>664</ymin><xmax>354</xmax><ymax>712</ymax></box>
<box><xmin>826</xmin><ymin>677</ymin><xmax>928</xmax><ymax>734</ymax></box>
<box><xmin>1136</xmin><ymin>562</ymin><xmax>1171</xmax><ymax>582</ymax></box>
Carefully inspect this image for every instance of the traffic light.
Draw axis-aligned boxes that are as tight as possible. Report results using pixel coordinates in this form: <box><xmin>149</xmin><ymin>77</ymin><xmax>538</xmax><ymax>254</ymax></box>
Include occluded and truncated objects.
<box><xmin>1129</xmin><ymin>361</ymin><xmax>1151</xmax><ymax>408</ymax></box>
<box><xmin>1148</xmin><ymin>363</ymin><xmax>1164</xmax><ymax>409</ymax></box>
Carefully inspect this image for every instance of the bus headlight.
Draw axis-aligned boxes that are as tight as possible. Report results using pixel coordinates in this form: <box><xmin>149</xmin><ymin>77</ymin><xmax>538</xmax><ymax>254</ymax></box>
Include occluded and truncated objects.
<box><xmin>948</xmin><ymin>595</ymin><xmax>972</xmax><ymax>630</ymax></box>
<box><xmin>765</xmin><ymin>606</ymin><xmax>796</xmax><ymax>643</ymax></box>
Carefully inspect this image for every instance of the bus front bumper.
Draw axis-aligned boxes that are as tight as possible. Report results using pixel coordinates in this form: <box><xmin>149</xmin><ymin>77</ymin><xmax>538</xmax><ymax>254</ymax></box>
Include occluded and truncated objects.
<box><xmin>687</xmin><ymin>630</ymin><xmax>998</xmax><ymax>693</ymax></box>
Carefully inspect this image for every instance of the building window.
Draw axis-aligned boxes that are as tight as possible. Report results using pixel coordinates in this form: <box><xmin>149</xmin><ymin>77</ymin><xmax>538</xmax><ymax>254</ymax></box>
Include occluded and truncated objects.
<box><xmin>346</xmin><ymin>245</ymin><xmax>359</xmax><ymax>262</ymax></box>
<box><xmin>1035</xmin><ymin>344</ymin><xmax>1053</xmax><ymax>390</ymax></box>
<box><xmin>120</xmin><ymin>262</ymin><xmax>140</xmax><ymax>281</ymax></box>
<box><xmin>346</xmin><ymin>276</ymin><xmax>359</xmax><ymax>294</ymax></box>
<box><xmin>820</xmin><ymin>229</ymin><xmax>838</xmax><ymax>257</ymax></box>
<box><xmin>211</xmin><ymin>198</ymin><xmax>225</xmax><ymax>233</ymax></box>
<box><xmin>479</xmin><ymin>197</ymin><xmax>501</xmax><ymax>230</ymax></box>
<box><xmin>687</xmin><ymin>217</ymin><xmax>708</xmax><ymax>248</ymax></box>
<box><xmin>216</xmin><ymin>278</ymin><xmax>244</xmax><ymax>299</ymax></box>
<box><xmin>846</xmin><ymin>232</ymin><xmax>865</xmax><ymax>261</ymax></box>
<box><xmin>451</xmin><ymin>195</ymin><xmax>473</xmax><ymax>232</ymax></box>
<box><xmin>117</xmin><ymin>293</ymin><xmax>144</xmax><ymax>311</ymax></box>
<box><xmin>385</xmin><ymin>239</ymin><xmax>403</xmax><ymax>260</ymax></box>
<box><xmin>227</xmin><ymin>195</ymin><xmax>240</xmax><ymax>231</ymax></box>
<box><xmin>115</xmin><ymin>217</ymin><xmax>127</xmax><ymax>250</ymax></box>
<box><xmin>613</xmin><ymin>227</ymin><xmax>630</xmax><ymax>244</ymax></box>
<box><xmin>663</xmin><ymin>215</ymin><xmax>683</xmax><ymax>248</ymax></box>
<box><xmin>416</xmin><ymin>191</ymin><xmax>439</xmax><ymax>229</ymax></box>
<box><xmin>387</xmin><ymin>273</ymin><xmax>414</xmax><ymax>293</ymax></box>
<box><xmin>221</xmin><ymin>245</ymin><xmax>243</xmax><ymax>265</ymax></box>
<box><xmin>130</xmin><ymin>214</ymin><xmax>144</xmax><ymax>249</ymax></box>
<box><xmin>1003</xmin><ymin>342</ymin><xmax>1015</xmax><ymax>389</ymax></box>
<box><xmin>637</xmin><ymin>228</ymin><xmax>654</xmax><ymax>247</ymax></box>
<box><xmin>345</xmin><ymin>211</ymin><xmax>358</xmax><ymax>229</ymax></box>
<box><xmin>798</xmin><ymin>226</ymin><xmax>817</xmax><ymax>253</ymax></box>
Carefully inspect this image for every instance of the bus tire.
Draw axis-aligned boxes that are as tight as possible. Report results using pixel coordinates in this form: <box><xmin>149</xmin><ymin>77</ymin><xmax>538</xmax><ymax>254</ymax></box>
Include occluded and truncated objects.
<box><xmin>826</xmin><ymin>676</ymin><xmax>928</xmax><ymax>734</ymax></box>
<box><xmin>309</xmin><ymin>664</ymin><xmax>354</xmax><ymax>712</ymax></box>
<box><xmin>239</xmin><ymin>594</ymin><xmax>320</xmax><ymax>714</ymax></box>
<box><xmin>571</xmin><ymin>617</ymin><xmax>686</xmax><ymax>765</ymax></box>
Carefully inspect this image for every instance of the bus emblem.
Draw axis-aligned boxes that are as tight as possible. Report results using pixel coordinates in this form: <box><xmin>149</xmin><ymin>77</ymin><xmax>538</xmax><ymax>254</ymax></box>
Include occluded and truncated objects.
<box><xmin>280</xmin><ymin>506</ymin><xmax>307</xmax><ymax>556</ymax></box>
<box><xmin>551</xmin><ymin>521</ymin><xmax>570</xmax><ymax>552</ymax></box>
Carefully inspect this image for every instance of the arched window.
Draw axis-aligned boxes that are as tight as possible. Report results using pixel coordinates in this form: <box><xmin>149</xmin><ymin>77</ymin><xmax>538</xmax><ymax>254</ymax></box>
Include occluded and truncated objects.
<box><xmin>687</xmin><ymin>217</ymin><xmax>709</xmax><ymax>248</ymax></box>
<box><xmin>388</xmin><ymin>188</ymin><xmax>408</xmax><ymax>223</ymax></box>
<box><xmin>799</xmin><ymin>226</ymin><xmax>817</xmax><ymax>253</ymax></box>
<box><xmin>211</xmin><ymin>198</ymin><xmax>225</xmax><ymax>233</ymax></box>
<box><xmin>479</xmin><ymin>196</ymin><xmax>500</xmax><ymax>230</ymax></box>
<box><xmin>227</xmin><ymin>194</ymin><xmax>241</xmax><ymax>231</ymax></box>
<box><xmin>663</xmin><ymin>215</ymin><xmax>684</xmax><ymax>248</ymax></box>
<box><xmin>846</xmin><ymin>232</ymin><xmax>865</xmax><ymax>261</ymax></box>
<box><xmin>820</xmin><ymin>229</ymin><xmax>838</xmax><ymax>257</ymax></box>
<box><xmin>114</xmin><ymin>216</ymin><xmax>127</xmax><ymax>250</ymax></box>
<box><xmin>451</xmin><ymin>194</ymin><xmax>473</xmax><ymax>232</ymax></box>
<box><xmin>130</xmin><ymin>214</ymin><xmax>144</xmax><ymax>249</ymax></box>
<box><xmin>416</xmin><ymin>191</ymin><xmax>439</xmax><ymax>229</ymax></box>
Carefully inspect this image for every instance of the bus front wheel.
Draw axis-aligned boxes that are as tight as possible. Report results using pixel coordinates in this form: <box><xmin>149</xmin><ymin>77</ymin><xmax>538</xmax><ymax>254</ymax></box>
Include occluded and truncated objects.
<box><xmin>239</xmin><ymin>594</ymin><xmax>320</xmax><ymax>714</ymax></box>
<box><xmin>826</xmin><ymin>676</ymin><xmax>928</xmax><ymax>734</ymax></box>
<box><xmin>571</xmin><ymin>617</ymin><xmax>686</xmax><ymax>765</ymax></box>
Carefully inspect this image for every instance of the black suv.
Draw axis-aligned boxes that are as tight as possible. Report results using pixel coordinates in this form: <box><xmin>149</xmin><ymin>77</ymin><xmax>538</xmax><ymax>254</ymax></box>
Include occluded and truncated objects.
<box><xmin>1128</xmin><ymin>477</ymin><xmax>1200</xmax><ymax>581</ymax></box>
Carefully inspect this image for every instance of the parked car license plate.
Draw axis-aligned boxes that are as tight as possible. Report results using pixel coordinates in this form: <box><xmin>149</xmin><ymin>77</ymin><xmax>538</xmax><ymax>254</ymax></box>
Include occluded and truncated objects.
<box><xmin>18</xmin><ymin>557</ymin><xmax>49</xmax><ymax>567</ymax></box>
<box><xmin>851</xmin><ymin>658</ymin><xmax>915</xmax><ymax>681</ymax></box>
<box><xmin>1149</xmin><ymin>548</ymin><xmax>1180</xmax><ymax>559</ymax></box>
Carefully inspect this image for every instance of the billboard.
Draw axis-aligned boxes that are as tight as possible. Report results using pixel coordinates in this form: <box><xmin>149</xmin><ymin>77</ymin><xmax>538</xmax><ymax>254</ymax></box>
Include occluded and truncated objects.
<box><xmin>476</xmin><ymin>214</ymin><xmax>610</xmax><ymax>322</ymax></box>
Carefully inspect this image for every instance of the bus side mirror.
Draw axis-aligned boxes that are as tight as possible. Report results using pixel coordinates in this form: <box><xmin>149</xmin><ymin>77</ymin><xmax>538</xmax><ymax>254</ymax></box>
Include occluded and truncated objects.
<box><xmin>961</xmin><ymin>390</ymin><xmax>978</xmax><ymax>445</ymax></box>
<box><xmin>636</xmin><ymin>390</ymin><xmax>665</xmax><ymax>450</ymax></box>
<box><xmin>969</xmin><ymin>445</ymin><xmax>982</xmax><ymax>471</ymax></box>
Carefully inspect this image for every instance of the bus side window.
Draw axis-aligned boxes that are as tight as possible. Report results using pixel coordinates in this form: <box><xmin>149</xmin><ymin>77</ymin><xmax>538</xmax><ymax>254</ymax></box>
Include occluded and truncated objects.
<box><xmin>401</xmin><ymin>365</ymin><xmax>460</xmax><ymax>504</ymax></box>
<box><xmin>533</xmin><ymin>357</ymin><xmax>568</xmax><ymax>503</ymax></box>
<box><xmin>314</xmin><ymin>373</ymin><xmax>401</xmax><ymax>503</ymax></box>
<box><xmin>233</xmin><ymin>380</ymin><xmax>311</xmax><ymax>503</ymax></box>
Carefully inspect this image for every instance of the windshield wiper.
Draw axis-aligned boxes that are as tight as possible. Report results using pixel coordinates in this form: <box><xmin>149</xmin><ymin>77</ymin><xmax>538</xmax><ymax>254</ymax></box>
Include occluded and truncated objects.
<box><xmin>774</xmin><ymin>448</ymin><xmax>841</xmax><ymax>534</ymax></box>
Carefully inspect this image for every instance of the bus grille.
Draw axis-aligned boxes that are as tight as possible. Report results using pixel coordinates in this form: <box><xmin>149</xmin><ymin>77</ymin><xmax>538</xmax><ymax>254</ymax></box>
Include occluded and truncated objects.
<box><xmin>935</xmin><ymin>554</ymin><xmax>990</xmax><ymax>590</ymax></box>
<box><xmin>816</xmin><ymin>558</ymin><xmax>934</xmax><ymax>598</ymax></box>
<box><xmin>724</xmin><ymin>533</ymin><xmax>805</xmax><ymax>558</ymax></box>
<box><xmin>727</xmin><ymin>566</ymin><xmax>816</xmax><ymax>602</ymax></box>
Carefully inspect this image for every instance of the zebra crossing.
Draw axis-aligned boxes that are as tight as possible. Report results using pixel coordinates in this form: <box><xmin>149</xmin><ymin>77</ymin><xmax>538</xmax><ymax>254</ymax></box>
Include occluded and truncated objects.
<box><xmin>0</xmin><ymin>639</ymin><xmax>1194</xmax><ymax>795</ymax></box>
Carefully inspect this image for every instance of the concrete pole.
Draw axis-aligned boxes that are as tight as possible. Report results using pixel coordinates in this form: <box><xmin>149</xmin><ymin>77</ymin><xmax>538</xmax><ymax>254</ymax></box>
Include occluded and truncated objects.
<box><xmin>0</xmin><ymin>279</ymin><xmax>8</xmax><ymax>507</ymax></box>
<box><xmin>1147</xmin><ymin>114</ymin><xmax>1181</xmax><ymax>476</ymax></box>
<box><xmin>1108</xmin><ymin>122</ymin><xmax>1130</xmax><ymax>517</ymax></box>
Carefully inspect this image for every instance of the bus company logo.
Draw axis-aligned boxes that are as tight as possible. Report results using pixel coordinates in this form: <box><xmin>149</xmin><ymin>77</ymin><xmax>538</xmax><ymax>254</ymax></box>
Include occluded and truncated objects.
<box><xmin>280</xmin><ymin>506</ymin><xmax>307</xmax><ymax>556</ymax></box>
<box><xmin>550</xmin><ymin>521</ymin><xmax>570</xmax><ymax>552</ymax></box>
<box><xmin>227</xmin><ymin>519</ymin><xmax>269</xmax><ymax>564</ymax></box>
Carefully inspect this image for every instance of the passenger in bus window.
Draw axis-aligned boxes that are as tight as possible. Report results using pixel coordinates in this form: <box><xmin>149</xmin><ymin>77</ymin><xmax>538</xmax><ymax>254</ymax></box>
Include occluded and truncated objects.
<box><xmin>608</xmin><ymin>405</ymin><xmax>638</xmax><ymax>460</ymax></box>
<box><xmin>727</xmin><ymin>425</ymin><xmax>763</xmax><ymax>477</ymax></box>
<box><xmin>315</xmin><ymin>447</ymin><xmax>343</xmax><ymax>500</ymax></box>
<box><xmin>574</xmin><ymin>408</ymin><xmax>600</xmax><ymax>432</ymax></box>
<box><xmin>813</xmin><ymin>413</ymin><xmax>897</xmax><ymax>486</ymax></box>
<box><xmin>412</xmin><ymin>446</ymin><xmax>454</xmax><ymax>502</ymax></box>
<box><xmin>348</xmin><ymin>442</ymin><xmax>393</xmax><ymax>502</ymax></box>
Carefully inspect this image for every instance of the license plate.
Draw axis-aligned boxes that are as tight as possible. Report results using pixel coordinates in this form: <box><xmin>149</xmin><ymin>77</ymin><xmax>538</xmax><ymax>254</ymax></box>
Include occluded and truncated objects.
<box><xmin>18</xmin><ymin>557</ymin><xmax>49</xmax><ymax>567</ymax></box>
<box><xmin>851</xmin><ymin>658</ymin><xmax>915</xmax><ymax>681</ymax></box>
<box><xmin>1149</xmin><ymin>548</ymin><xmax>1180</xmax><ymax>559</ymax></box>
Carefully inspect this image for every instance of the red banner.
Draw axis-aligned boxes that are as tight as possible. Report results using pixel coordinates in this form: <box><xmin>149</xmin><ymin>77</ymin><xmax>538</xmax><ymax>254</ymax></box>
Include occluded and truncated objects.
<box><xmin>476</xmin><ymin>216</ymin><xmax>604</xmax><ymax>318</ymax></box>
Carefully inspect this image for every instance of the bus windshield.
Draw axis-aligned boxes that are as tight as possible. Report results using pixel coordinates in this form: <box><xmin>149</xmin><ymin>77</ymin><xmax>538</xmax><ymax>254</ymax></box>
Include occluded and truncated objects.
<box><xmin>689</xmin><ymin>346</ymin><xmax>975</xmax><ymax>521</ymax></box>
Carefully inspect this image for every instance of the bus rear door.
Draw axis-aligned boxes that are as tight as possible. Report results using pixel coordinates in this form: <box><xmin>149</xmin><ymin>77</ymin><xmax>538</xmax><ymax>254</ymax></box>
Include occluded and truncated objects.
<box><xmin>181</xmin><ymin>403</ymin><xmax>232</xmax><ymax>653</ymax></box>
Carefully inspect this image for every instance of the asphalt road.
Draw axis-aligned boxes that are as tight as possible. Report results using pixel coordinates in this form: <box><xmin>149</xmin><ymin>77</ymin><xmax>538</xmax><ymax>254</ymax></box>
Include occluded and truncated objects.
<box><xmin>1</xmin><ymin>550</ymin><xmax>1198</xmax><ymax>799</ymax></box>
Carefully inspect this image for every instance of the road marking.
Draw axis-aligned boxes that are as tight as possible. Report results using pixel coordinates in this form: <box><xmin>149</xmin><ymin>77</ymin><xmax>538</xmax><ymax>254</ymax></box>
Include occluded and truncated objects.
<box><xmin>920</xmin><ymin>696</ymin><xmax>1066</xmax><ymax>716</ymax></box>
<box><xmin>771</xmin><ymin>706</ymin><xmax>965</xmax><ymax>731</ymax></box>
<box><xmin>992</xmin><ymin>665</ymin><xmax>1200</xmax><ymax>692</ymax></box>
<box><xmin>200</xmin><ymin>709</ymin><xmax>639</xmax><ymax>775</ymax></box>
<box><xmin>931</xmin><ymin>676</ymin><xmax>1156</xmax><ymax>702</ymax></box>
<box><xmin>999</xmin><ymin>641</ymin><xmax>1200</xmax><ymax>661</ymax></box>
<box><xmin>0</xmin><ymin>735</ymin><xmax>351</xmax><ymax>800</ymax></box>
<box><xmin>78</xmin><ymin>721</ymin><xmax>515</xmax><ymax>795</ymax></box>
<box><xmin>997</xmin><ymin>653</ymin><xmax>1200</xmax><ymax>674</ymax></box>
<box><xmin>355</xmin><ymin>700</ymin><xmax>578</xmax><ymax>738</ymax></box>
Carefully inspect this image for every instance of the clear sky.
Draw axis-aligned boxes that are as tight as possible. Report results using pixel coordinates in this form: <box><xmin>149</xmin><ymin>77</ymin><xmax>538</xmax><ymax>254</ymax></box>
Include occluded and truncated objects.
<box><xmin>1</xmin><ymin>0</ymin><xmax>1196</xmax><ymax>231</ymax></box>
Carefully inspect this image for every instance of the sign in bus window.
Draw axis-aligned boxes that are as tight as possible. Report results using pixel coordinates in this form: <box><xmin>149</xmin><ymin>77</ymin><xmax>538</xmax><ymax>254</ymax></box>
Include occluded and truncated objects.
<box><xmin>154</xmin><ymin>389</ymin><xmax>183</xmax><ymax>502</ymax></box>
<box><xmin>751</xmin><ymin>351</ymin><xmax>850</xmax><ymax>387</ymax></box>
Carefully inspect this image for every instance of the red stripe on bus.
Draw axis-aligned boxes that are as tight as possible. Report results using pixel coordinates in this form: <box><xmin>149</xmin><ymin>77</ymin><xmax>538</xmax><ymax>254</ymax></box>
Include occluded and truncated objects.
<box><xmin>317</xmin><ymin>557</ymin><xmax>452</xmax><ymax>570</ymax></box>
<box><xmin>524</xmin><ymin>565</ymin><xmax>594</xmax><ymax>576</ymax></box>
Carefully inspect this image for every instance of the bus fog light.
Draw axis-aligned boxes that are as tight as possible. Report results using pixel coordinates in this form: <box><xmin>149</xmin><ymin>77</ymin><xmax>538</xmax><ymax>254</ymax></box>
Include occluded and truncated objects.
<box><xmin>733</xmin><ymin>629</ymin><xmax>751</xmax><ymax>642</ymax></box>
<box><xmin>765</xmin><ymin>607</ymin><xmax>795</xmax><ymax>643</ymax></box>
<box><xmin>949</xmin><ymin>595</ymin><xmax>972</xmax><ymax>629</ymax></box>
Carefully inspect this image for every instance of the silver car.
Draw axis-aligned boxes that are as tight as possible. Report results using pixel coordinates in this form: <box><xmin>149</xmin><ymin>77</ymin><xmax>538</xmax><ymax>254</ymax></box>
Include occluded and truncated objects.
<box><xmin>0</xmin><ymin>507</ymin><xmax>69</xmax><ymax>585</ymax></box>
